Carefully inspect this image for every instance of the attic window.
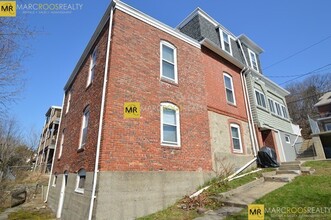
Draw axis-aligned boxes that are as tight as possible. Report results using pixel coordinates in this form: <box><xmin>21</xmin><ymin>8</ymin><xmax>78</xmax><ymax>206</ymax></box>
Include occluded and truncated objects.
<box><xmin>248</xmin><ymin>48</ymin><xmax>259</xmax><ymax>72</ymax></box>
<box><xmin>219</xmin><ymin>29</ymin><xmax>232</xmax><ymax>55</ymax></box>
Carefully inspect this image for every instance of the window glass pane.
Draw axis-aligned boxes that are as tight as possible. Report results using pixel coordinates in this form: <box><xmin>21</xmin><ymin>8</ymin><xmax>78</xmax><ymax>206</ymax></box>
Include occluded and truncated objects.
<box><xmin>223</xmin><ymin>32</ymin><xmax>229</xmax><ymax>43</ymax></box>
<box><xmin>255</xmin><ymin>91</ymin><xmax>261</xmax><ymax>106</ymax></box>
<box><xmin>162</xmin><ymin>45</ymin><xmax>174</xmax><ymax>63</ymax></box>
<box><xmin>282</xmin><ymin>106</ymin><xmax>288</xmax><ymax>118</ymax></box>
<box><xmin>163</xmin><ymin>108</ymin><xmax>176</xmax><ymax>125</ymax></box>
<box><xmin>79</xmin><ymin>176</ymin><xmax>86</xmax><ymax>189</ymax></box>
<box><xmin>226</xmin><ymin>89</ymin><xmax>234</xmax><ymax>103</ymax></box>
<box><xmin>261</xmin><ymin>95</ymin><xmax>266</xmax><ymax>108</ymax></box>
<box><xmin>162</xmin><ymin>61</ymin><xmax>175</xmax><ymax>79</ymax></box>
<box><xmin>233</xmin><ymin>138</ymin><xmax>240</xmax><ymax>150</ymax></box>
<box><xmin>268</xmin><ymin>99</ymin><xmax>275</xmax><ymax>113</ymax></box>
<box><xmin>224</xmin><ymin>76</ymin><xmax>232</xmax><ymax>89</ymax></box>
<box><xmin>163</xmin><ymin>124</ymin><xmax>177</xmax><ymax>142</ymax></box>
<box><xmin>231</xmin><ymin>127</ymin><xmax>239</xmax><ymax>138</ymax></box>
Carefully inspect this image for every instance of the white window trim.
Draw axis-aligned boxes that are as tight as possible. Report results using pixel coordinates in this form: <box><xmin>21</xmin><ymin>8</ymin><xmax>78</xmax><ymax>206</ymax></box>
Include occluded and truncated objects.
<box><xmin>230</xmin><ymin>124</ymin><xmax>243</xmax><ymax>153</ymax></box>
<box><xmin>87</xmin><ymin>48</ymin><xmax>97</xmax><ymax>87</ymax></box>
<box><xmin>285</xmin><ymin>135</ymin><xmax>291</xmax><ymax>144</ymax></box>
<box><xmin>160</xmin><ymin>102</ymin><xmax>181</xmax><ymax>147</ymax></box>
<box><xmin>79</xmin><ymin>107</ymin><xmax>90</xmax><ymax>149</ymax></box>
<box><xmin>219</xmin><ymin>29</ymin><xmax>232</xmax><ymax>55</ymax></box>
<box><xmin>58</xmin><ymin>130</ymin><xmax>64</xmax><ymax>159</ymax></box>
<box><xmin>160</xmin><ymin>41</ymin><xmax>178</xmax><ymax>83</ymax></box>
<box><xmin>281</xmin><ymin>105</ymin><xmax>289</xmax><ymax>119</ymax></box>
<box><xmin>66</xmin><ymin>90</ymin><xmax>71</xmax><ymax>114</ymax></box>
<box><xmin>255</xmin><ymin>89</ymin><xmax>267</xmax><ymax>109</ymax></box>
<box><xmin>75</xmin><ymin>169</ymin><xmax>86</xmax><ymax>194</ymax></box>
<box><xmin>248</xmin><ymin>48</ymin><xmax>259</xmax><ymax>72</ymax></box>
<box><xmin>268</xmin><ymin>98</ymin><xmax>276</xmax><ymax>114</ymax></box>
<box><xmin>274</xmin><ymin>102</ymin><xmax>283</xmax><ymax>118</ymax></box>
<box><xmin>52</xmin><ymin>174</ymin><xmax>57</xmax><ymax>187</ymax></box>
<box><xmin>223</xmin><ymin>73</ymin><xmax>236</xmax><ymax>105</ymax></box>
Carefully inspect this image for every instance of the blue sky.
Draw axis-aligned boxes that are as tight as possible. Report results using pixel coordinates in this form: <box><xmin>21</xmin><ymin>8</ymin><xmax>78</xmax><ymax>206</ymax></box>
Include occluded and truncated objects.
<box><xmin>12</xmin><ymin>0</ymin><xmax>331</xmax><ymax>140</ymax></box>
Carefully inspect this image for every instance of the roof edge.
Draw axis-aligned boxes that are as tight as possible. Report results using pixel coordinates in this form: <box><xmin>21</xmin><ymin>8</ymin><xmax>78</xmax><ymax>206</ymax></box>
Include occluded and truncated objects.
<box><xmin>238</xmin><ymin>34</ymin><xmax>264</xmax><ymax>54</ymax></box>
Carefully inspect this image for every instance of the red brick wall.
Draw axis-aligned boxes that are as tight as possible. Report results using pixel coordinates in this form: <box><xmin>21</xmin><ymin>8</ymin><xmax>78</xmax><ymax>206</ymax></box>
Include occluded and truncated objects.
<box><xmin>53</xmin><ymin>24</ymin><xmax>109</xmax><ymax>173</ymax></box>
<box><xmin>99</xmin><ymin>10</ymin><xmax>212</xmax><ymax>171</ymax></box>
<box><xmin>201</xmin><ymin>47</ymin><xmax>248</xmax><ymax>122</ymax></box>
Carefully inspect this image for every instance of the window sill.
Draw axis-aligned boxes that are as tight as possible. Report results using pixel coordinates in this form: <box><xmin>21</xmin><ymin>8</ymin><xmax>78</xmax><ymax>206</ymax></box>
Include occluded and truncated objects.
<box><xmin>75</xmin><ymin>188</ymin><xmax>84</xmax><ymax>194</ymax></box>
<box><xmin>256</xmin><ymin>105</ymin><xmax>269</xmax><ymax>113</ymax></box>
<box><xmin>232</xmin><ymin>150</ymin><xmax>244</xmax><ymax>154</ymax></box>
<box><xmin>77</xmin><ymin>147</ymin><xmax>85</xmax><ymax>153</ymax></box>
<box><xmin>161</xmin><ymin>142</ymin><xmax>181</xmax><ymax>149</ymax></box>
<box><xmin>160</xmin><ymin>77</ymin><xmax>178</xmax><ymax>86</ymax></box>
<box><xmin>227</xmin><ymin>102</ymin><xmax>237</xmax><ymax>108</ymax></box>
<box><xmin>86</xmin><ymin>83</ymin><xmax>92</xmax><ymax>91</ymax></box>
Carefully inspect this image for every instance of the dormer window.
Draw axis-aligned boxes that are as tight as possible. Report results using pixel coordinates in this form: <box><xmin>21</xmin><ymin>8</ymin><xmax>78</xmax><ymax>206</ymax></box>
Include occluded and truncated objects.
<box><xmin>220</xmin><ymin>29</ymin><xmax>232</xmax><ymax>55</ymax></box>
<box><xmin>248</xmin><ymin>48</ymin><xmax>259</xmax><ymax>72</ymax></box>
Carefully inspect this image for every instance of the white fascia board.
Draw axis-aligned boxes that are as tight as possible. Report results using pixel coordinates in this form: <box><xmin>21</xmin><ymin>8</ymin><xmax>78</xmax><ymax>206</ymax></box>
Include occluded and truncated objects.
<box><xmin>238</xmin><ymin>34</ymin><xmax>264</xmax><ymax>54</ymax></box>
<box><xmin>250</xmin><ymin>70</ymin><xmax>290</xmax><ymax>97</ymax></box>
<box><xmin>115</xmin><ymin>1</ymin><xmax>200</xmax><ymax>48</ymax></box>
<box><xmin>200</xmin><ymin>38</ymin><xmax>245</xmax><ymax>69</ymax></box>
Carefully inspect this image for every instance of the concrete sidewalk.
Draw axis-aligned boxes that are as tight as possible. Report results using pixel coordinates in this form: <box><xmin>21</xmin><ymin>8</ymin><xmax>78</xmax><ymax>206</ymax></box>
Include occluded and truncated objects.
<box><xmin>195</xmin><ymin>161</ymin><xmax>311</xmax><ymax>220</ymax></box>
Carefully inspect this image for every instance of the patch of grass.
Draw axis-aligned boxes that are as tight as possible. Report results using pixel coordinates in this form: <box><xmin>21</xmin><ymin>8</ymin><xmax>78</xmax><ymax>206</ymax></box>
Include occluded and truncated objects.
<box><xmin>137</xmin><ymin>205</ymin><xmax>201</xmax><ymax>220</ymax></box>
<box><xmin>138</xmin><ymin>168</ymin><xmax>275</xmax><ymax>219</ymax></box>
<box><xmin>8</xmin><ymin>209</ymin><xmax>55</xmax><ymax>220</ymax></box>
<box><xmin>227</xmin><ymin>160</ymin><xmax>331</xmax><ymax>219</ymax></box>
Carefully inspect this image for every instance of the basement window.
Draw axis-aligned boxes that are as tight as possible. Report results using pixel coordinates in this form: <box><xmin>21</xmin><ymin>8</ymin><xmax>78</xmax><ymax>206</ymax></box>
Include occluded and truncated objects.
<box><xmin>230</xmin><ymin>124</ymin><xmax>243</xmax><ymax>153</ymax></box>
<box><xmin>75</xmin><ymin>168</ymin><xmax>86</xmax><ymax>194</ymax></box>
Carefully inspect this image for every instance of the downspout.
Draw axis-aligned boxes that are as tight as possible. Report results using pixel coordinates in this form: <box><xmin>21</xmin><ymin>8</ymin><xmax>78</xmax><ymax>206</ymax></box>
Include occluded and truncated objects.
<box><xmin>88</xmin><ymin>5</ymin><xmax>114</xmax><ymax>220</ymax></box>
<box><xmin>238</xmin><ymin>39</ymin><xmax>259</xmax><ymax>155</ymax></box>
<box><xmin>240</xmin><ymin>67</ymin><xmax>256</xmax><ymax>156</ymax></box>
<box><xmin>44</xmin><ymin>94</ymin><xmax>65</xmax><ymax>202</ymax></box>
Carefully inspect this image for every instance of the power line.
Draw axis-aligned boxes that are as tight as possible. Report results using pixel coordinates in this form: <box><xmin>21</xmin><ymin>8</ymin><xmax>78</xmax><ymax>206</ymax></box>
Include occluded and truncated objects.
<box><xmin>279</xmin><ymin>63</ymin><xmax>331</xmax><ymax>85</ymax></box>
<box><xmin>263</xmin><ymin>35</ymin><xmax>331</xmax><ymax>71</ymax></box>
<box><xmin>286</xmin><ymin>89</ymin><xmax>331</xmax><ymax>104</ymax></box>
<box><xmin>267</xmin><ymin>66</ymin><xmax>331</xmax><ymax>78</ymax></box>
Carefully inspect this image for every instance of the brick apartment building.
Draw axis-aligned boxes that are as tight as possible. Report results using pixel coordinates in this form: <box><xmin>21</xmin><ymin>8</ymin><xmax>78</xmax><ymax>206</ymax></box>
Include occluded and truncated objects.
<box><xmin>46</xmin><ymin>1</ymin><xmax>296</xmax><ymax>219</ymax></box>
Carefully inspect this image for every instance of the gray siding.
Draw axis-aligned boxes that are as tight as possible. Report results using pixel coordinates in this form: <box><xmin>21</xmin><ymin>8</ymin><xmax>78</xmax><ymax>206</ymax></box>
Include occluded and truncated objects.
<box><xmin>179</xmin><ymin>14</ymin><xmax>246</xmax><ymax>65</ymax></box>
<box><xmin>179</xmin><ymin>14</ymin><xmax>203</xmax><ymax>41</ymax></box>
<box><xmin>241</xmin><ymin>43</ymin><xmax>263</xmax><ymax>74</ymax></box>
<box><xmin>246</xmin><ymin>74</ymin><xmax>293</xmax><ymax>134</ymax></box>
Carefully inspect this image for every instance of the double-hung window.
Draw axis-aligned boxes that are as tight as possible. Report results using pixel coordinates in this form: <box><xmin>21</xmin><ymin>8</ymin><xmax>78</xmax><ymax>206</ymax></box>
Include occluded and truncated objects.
<box><xmin>65</xmin><ymin>90</ymin><xmax>71</xmax><ymax>114</ymax></box>
<box><xmin>58</xmin><ymin>129</ymin><xmax>65</xmax><ymax>159</ymax></box>
<box><xmin>79</xmin><ymin>107</ymin><xmax>90</xmax><ymax>148</ymax></box>
<box><xmin>161</xmin><ymin>103</ymin><xmax>180</xmax><ymax>146</ymax></box>
<box><xmin>223</xmin><ymin>73</ymin><xmax>236</xmax><ymax>105</ymax></box>
<box><xmin>87</xmin><ymin>48</ymin><xmax>97</xmax><ymax>86</ymax></box>
<box><xmin>230</xmin><ymin>124</ymin><xmax>243</xmax><ymax>153</ymax></box>
<box><xmin>275</xmin><ymin>102</ymin><xmax>283</xmax><ymax>117</ymax></box>
<box><xmin>220</xmin><ymin>30</ymin><xmax>232</xmax><ymax>55</ymax></box>
<box><xmin>268</xmin><ymin>98</ymin><xmax>276</xmax><ymax>114</ymax></box>
<box><xmin>160</xmin><ymin>41</ymin><xmax>177</xmax><ymax>83</ymax></box>
<box><xmin>281</xmin><ymin>105</ymin><xmax>289</xmax><ymax>119</ymax></box>
<box><xmin>248</xmin><ymin>48</ymin><xmax>259</xmax><ymax>72</ymax></box>
<box><xmin>255</xmin><ymin>89</ymin><xmax>266</xmax><ymax>108</ymax></box>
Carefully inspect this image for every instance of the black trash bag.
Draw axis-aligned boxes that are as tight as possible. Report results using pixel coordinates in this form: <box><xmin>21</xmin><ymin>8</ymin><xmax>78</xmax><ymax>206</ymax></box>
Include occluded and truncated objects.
<box><xmin>257</xmin><ymin>146</ymin><xmax>279</xmax><ymax>168</ymax></box>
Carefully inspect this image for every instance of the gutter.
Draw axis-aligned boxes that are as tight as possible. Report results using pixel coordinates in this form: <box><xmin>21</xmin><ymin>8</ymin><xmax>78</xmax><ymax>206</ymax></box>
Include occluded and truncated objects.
<box><xmin>88</xmin><ymin>5</ymin><xmax>114</xmax><ymax>220</ymax></box>
<box><xmin>44</xmin><ymin>94</ymin><xmax>65</xmax><ymax>202</ymax></box>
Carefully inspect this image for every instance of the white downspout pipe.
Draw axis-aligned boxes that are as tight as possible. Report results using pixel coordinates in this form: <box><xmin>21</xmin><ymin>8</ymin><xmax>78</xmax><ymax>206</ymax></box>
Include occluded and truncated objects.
<box><xmin>240</xmin><ymin>67</ymin><xmax>256</xmax><ymax>156</ymax></box>
<box><xmin>44</xmin><ymin>94</ymin><xmax>65</xmax><ymax>202</ymax></box>
<box><xmin>238</xmin><ymin>39</ymin><xmax>259</xmax><ymax>155</ymax></box>
<box><xmin>88</xmin><ymin>6</ymin><xmax>114</xmax><ymax>220</ymax></box>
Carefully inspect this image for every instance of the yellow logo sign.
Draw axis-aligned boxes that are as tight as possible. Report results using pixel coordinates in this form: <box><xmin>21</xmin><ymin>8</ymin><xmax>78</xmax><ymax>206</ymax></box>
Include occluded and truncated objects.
<box><xmin>124</xmin><ymin>102</ymin><xmax>140</xmax><ymax>119</ymax></box>
<box><xmin>0</xmin><ymin>1</ymin><xmax>16</xmax><ymax>17</ymax></box>
<box><xmin>248</xmin><ymin>204</ymin><xmax>264</xmax><ymax>220</ymax></box>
